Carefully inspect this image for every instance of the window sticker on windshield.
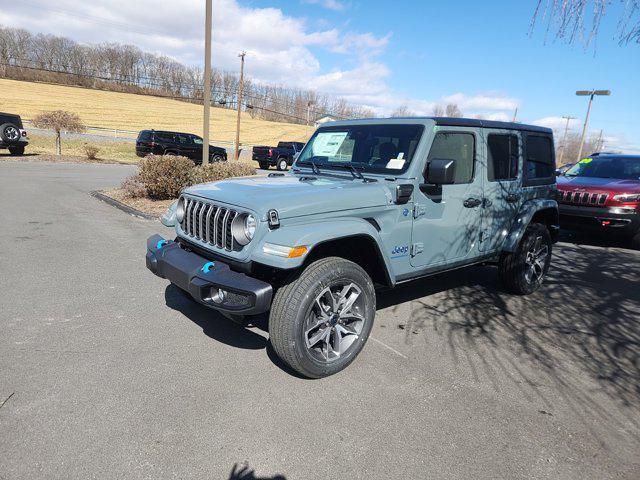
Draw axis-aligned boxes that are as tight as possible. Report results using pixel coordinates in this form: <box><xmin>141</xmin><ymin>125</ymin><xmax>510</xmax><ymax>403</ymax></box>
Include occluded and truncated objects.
<box><xmin>386</xmin><ymin>152</ymin><xmax>405</xmax><ymax>169</ymax></box>
<box><xmin>579</xmin><ymin>158</ymin><xmax>593</xmax><ymax>164</ymax></box>
<box><xmin>312</xmin><ymin>132</ymin><xmax>348</xmax><ymax>157</ymax></box>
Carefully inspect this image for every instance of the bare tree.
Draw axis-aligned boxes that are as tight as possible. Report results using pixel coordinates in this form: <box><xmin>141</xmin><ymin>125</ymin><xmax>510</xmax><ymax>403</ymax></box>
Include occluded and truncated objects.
<box><xmin>556</xmin><ymin>132</ymin><xmax>599</xmax><ymax>165</ymax></box>
<box><xmin>390</xmin><ymin>105</ymin><xmax>415</xmax><ymax>117</ymax></box>
<box><xmin>432</xmin><ymin>104</ymin><xmax>445</xmax><ymax>117</ymax></box>
<box><xmin>32</xmin><ymin>110</ymin><xmax>85</xmax><ymax>155</ymax></box>
<box><xmin>531</xmin><ymin>0</ymin><xmax>640</xmax><ymax>45</ymax></box>
<box><xmin>445</xmin><ymin>103</ymin><xmax>463</xmax><ymax>118</ymax></box>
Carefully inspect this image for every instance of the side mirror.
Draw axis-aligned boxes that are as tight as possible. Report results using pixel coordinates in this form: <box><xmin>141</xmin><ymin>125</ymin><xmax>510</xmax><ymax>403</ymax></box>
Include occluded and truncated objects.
<box><xmin>425</xmin><ymin>158</ymin><xmax>456</xmax><ymax>185</ymax></box>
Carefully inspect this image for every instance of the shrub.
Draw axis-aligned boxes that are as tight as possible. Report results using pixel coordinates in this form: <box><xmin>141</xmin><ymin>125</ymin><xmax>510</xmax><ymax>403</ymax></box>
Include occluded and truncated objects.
<box><xmin>190</xmin><ymin>162</ymin><xmax>256</xmax><ymax>185</ymax></box>
<box><xmin>138</xmin><ymin>154</ymin><xmax>194</xmax><ymax>200</ymax></box>
<box><xmin>83</xmin><ymin>143</ymin><xmax>100</xmax><ymax>160</ymax></box>
<box><xmin>120</xmin><ymin>174</ymin><xmax>146</xmax><ymax>198</ymax></box>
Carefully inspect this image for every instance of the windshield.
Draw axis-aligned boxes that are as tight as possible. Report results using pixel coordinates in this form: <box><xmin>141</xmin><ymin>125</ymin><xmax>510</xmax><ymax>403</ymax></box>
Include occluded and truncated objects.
<box><xmin>565</xmin><ymin>156</ymin><xmax>640</xmax><ymax>180</ymax></box>
<box><xmin>296</xmin><ymin>124</ymin><xmax>424</xmax><ymax>174</ymax></box>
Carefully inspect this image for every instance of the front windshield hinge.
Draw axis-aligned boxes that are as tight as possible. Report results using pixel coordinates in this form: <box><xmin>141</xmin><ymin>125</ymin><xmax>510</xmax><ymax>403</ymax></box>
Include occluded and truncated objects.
<box><xmin>413</xmin><ymin>204</ymin><xmax>426</xmax><ymax>219</ymax></box>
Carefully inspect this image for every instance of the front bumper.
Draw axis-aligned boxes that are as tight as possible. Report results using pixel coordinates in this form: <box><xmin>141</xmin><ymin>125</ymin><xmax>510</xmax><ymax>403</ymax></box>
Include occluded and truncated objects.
<box><xmin>559</xmin><ymin>203</ymin><xmax>640</xmax><ymax>235</ymax></box>
<box><xmin>146</xmin><ymin>234</ymin><xmax>273</xmax><ymax>315</ymax></box>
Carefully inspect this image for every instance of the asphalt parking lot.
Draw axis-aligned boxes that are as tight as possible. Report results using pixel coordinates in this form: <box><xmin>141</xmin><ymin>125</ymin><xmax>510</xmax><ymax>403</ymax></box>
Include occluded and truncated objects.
<box><xmin>1</xmin><ymin>160</ymin><xmax>638</xmax><ymax>480</ymax></box>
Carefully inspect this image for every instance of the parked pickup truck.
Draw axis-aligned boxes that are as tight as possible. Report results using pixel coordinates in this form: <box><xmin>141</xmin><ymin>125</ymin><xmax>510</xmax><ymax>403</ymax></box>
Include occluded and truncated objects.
<box><xmin>252</xmin><ymin>141</ymin><xmax>305</xmax><ymax>171</ymax></box>
<box><xmin>147</xmin><ymin>118</ymin><xmax>558</xmax><ymax>378</ymax></box>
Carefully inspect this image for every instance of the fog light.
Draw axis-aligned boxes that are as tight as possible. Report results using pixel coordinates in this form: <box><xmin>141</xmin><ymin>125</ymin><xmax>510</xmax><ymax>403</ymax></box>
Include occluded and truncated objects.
<box><xmin>211</xmin><ymin>288</ymin><xmax>227</xmax><ymax>304</ymax></box>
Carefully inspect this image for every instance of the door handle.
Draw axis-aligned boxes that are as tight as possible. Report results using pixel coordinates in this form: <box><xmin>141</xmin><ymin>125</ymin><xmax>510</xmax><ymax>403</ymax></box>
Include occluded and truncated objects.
<box><xmin>463</xmin><ymin>197</ymin><xmax>482</xmax><ymax>208</ymax></box>
<box><xmin>505</xmin><ymin>193</ymin><xmax>520</xmax><ymax>203</ymax></box>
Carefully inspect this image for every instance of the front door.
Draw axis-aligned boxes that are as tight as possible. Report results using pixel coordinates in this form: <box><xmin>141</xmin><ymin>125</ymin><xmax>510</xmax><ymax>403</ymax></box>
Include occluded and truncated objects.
<box><xmin>479</xmin><ymin>129</ymin><xmax>523</xmax><ymax>252</ymax></box>
<box><xmin>410</xmin><ymin>127</ymin><xmax>484</xmax><ymax>268</ymax></box>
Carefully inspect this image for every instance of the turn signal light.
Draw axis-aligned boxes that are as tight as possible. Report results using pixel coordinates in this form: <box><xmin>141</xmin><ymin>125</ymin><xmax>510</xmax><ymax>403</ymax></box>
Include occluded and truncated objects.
<box><xmin>288</xmin><ymin>246</ymin><xmax>308</xmax><ymax>258</ymax></box>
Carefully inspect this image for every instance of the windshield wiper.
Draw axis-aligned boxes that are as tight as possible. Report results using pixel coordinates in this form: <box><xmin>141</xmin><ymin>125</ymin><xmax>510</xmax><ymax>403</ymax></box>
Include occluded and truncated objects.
<box><xmin>335</xmin><ymin>163</ymin><xmax>378</xmax><ymax>182</ymax></box>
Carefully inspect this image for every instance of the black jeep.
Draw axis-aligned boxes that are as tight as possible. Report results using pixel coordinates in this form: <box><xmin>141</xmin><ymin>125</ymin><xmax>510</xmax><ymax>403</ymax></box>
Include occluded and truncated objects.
<box><xmin>0</xmin><ymin>112</ymin><xmax>29</xmax><ymax>155</ymax></box>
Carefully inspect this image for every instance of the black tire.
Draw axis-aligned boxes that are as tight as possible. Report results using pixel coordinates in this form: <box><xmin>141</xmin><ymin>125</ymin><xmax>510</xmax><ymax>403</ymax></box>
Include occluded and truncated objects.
<box><xmin>269</xmin><ymin>257</ymin><xmax>376</xmax><ymax>378</ymax></box>
<box><xmin>164</xmin><ymin>150</ymin><xmax>177</xmax><ymax>156</ymax></box>
<box><xmin>259</xmin><ymin>161</ymin><xmax>270</xmax><ymax>170</ymax></box>
<box><xmin>630</xmin><ymin>231</ymin><xmax>640</xmax><ymax>250</ymax></box>
<box><xmin>0</xmin><ymin>123</ymin><xmax>21</xmax><ymax>144</ymax></box>
<box><xmin>8</xmin><ymin>145</ymin><xmax>25</xmax><ymax>156</ymax></box>
<box><xmin>211</xmin><ymin>154</ymin><xmax>225</xmax><ymax>163</ymax></box>
<box><xmin>276</xmin><ymin>157</ymin><xmax>288</xmax><ymax>171</ymax></box>
<box><xmin>498</xmin><ymin>223</ymin><xmax>552</xmax><ymax>295</ymax></box>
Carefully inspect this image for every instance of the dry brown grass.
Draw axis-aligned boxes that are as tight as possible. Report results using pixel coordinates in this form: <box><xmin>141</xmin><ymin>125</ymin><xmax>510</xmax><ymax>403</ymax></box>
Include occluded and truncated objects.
<box><xmin>103</xmin><ymin>188</ymin><xmax>173</xmax><ymax>218</ymax></box>
<box><xmin>1</xmin><ymin>78</ymin><xmax>313</xmax><ymax>145</ymax></box>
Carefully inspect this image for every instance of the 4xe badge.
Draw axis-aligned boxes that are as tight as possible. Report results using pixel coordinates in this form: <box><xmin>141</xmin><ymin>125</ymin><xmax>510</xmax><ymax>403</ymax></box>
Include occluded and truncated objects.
<box><xmin>391</xmin><ymin>245</ymin><xmax>409</xmax><ymax>257</ymax></box>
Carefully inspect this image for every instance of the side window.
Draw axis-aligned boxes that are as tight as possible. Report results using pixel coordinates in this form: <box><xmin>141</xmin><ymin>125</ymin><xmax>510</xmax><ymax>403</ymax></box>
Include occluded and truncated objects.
<box><xmin>487</xmin><ymin>134</ymin><xmax>519</xmax><ymax>181</ymax></box>
<box><xmin>427</xmin><ymin>132</ymin><xmax>475</xmax><ymax>184</ymax></box>
<box><xmin>525</xmin><ymin>135</ymin><xmax>554</xmax><ymax>180</ymax></box>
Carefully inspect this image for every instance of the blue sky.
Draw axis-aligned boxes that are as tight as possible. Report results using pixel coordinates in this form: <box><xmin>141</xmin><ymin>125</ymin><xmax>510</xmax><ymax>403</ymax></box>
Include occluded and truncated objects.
<box><xmin>4</xmin><ymin>0</ymin><xmax>639</xmax><ymax>151</ymax></box>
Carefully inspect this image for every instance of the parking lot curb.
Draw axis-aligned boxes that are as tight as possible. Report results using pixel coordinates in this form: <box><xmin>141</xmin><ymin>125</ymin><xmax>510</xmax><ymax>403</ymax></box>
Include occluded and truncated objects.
<box><xmin>89</xmin><ymin>190</ymin><xmax>157</xmax><ymax>221</ymax></box>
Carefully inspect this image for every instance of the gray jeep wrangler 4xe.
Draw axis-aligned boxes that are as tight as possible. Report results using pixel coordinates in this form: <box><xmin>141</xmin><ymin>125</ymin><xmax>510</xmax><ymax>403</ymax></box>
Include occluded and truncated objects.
<box><xmin>146</xmin><ymin>118</ymin><xmax>559</xmax><ymax>378</ymax></box>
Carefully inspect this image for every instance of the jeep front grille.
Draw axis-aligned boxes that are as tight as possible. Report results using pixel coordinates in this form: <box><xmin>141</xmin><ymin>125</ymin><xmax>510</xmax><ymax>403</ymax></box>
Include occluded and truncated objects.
<box><xmin>181</xmin><ymin>198</ymin><xmax>239</xmax><ymax>251</ymax></box>
<box><xmin>557</xmin><ymin>190</ymin><xmax>608</xmax><ymax>206</ymax></box>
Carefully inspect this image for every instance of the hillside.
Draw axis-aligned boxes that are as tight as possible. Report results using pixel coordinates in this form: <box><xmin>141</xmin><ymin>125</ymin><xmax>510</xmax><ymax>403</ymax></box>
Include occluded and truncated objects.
<box><xmin>0</xmin><ymin>79</ymin><xmax>313</xmax><ymax>145</ymax></box>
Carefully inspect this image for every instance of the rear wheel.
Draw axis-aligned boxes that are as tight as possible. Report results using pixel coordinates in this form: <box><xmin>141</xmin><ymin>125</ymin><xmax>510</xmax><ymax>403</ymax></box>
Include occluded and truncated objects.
<box><xmin>630</xmin><ymin>231</ymin><xmax>640</xmax><ymax>250</ymax></box>
<box><xmin>276</xmin><ymin>158</ymin><xmax>288</xmax><ymax>171</ymax></box>
<box><xmin>259</xmin><ymin>161</ymin><xmax>270</xmax><ymax>170</ymax></box>
<box><xmin>498</xmin><ymin>223</ymin><xmax>552</xmax><ymax>295</ymax></box>
<box><xmin>269</xmin><ymin>257</ymin><xmax>376</xmax><ymax>378</ymax></box>
<box><xmin>211</xmin><ymin>153</ymin><xmax>225</xmax><ymax>163</ymax></box>
<box><xmin>8</xmin><ymin>145</ymin><xmax>25</xmax><ymax>156</ymax></box>
<box><xmin>0</xmin><ymin>123</ymin><xmax>20</xmax><ymax>143</ymax></box>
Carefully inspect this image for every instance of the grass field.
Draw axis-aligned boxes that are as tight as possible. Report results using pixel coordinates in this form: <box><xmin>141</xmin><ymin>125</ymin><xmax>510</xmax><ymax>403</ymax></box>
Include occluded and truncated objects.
<box><xmin>25</xmin><ymin>134</ymin><xmax>139</xmax><ymax>163</ymax></box>
<box><xmin>0</xmin><ymin>78</ymin><xmax>313</xmax><ymax>145</ymax></box>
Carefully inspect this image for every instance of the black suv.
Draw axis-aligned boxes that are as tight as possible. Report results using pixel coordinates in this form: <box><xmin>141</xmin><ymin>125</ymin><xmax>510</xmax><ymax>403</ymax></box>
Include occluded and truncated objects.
<box><xmin>0</xmin><ymin>112</ymin><xmax>28</xmax><ymax>155</ymax></box>
<box><xmin>135</xmin><ymin>130</ymin><xmax>227</xmax><ymax>164</ymax></box>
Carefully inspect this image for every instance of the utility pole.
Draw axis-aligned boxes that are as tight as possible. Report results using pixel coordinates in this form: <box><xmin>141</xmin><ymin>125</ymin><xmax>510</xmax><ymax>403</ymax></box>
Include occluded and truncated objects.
<box><xmin>307</xmin><ymin>100</ymin><xmax>314</xmax><ymax>126</ymax></box>
<box><xmin>596</xmin><ymin>129</ymin><xmax>604</xmax><ymax>152</ymax></box>
<box><xmin>558</xmin><ymin>115</ymin><xmax>576</xmax><ymax>165</ymax></box>
<box><xmin>575</xmin><ymin>89</ymin><xmax>610</xmax><ymax>163</ymax></box>
<box><xmin>234</xmin><ymin>51</ymin><xmax>246</xmax><ymax>161</ymax></box>
<box><xmin>202</xmin><ymin>0</ymin><xmax>212</xmax><ymax>165</ymax></box>
<box><xmin>512</xmin><ymin>107</ymin><xmax>518</xmax><ymax>123</ymax></box>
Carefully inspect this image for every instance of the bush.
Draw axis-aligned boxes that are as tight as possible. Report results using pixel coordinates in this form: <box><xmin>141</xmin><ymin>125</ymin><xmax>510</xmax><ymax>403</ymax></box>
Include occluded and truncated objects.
<box><xmin>138</xmin><ymin>154</ymin><xmax>194</xmax><ymax>200</ymax></box>
<box><xmin>190</xmin><ymin>162</ymin><xmax>256</xmax><ymax>185</ymax></box>
<box><xmin>120</xmin><ymin>174</ymin><xmax>146</xmax><ymax>198</ymax></box>
<box><xmin>83</xmin><ymin>143</ymin><xmax>100</xmax><ymax>160</ymax></box>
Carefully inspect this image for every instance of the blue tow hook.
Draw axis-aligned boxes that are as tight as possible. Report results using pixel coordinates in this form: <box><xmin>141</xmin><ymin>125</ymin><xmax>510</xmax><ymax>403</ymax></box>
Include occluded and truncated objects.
<box><xmin>156</xmin><ymin>239</ymin><xmax>169</xmax><ymax>250</ymax></box>
<box><xmin>202</xmin><ymin>261</ymin><xmax>215</xmax><ymax>273</ymax></box>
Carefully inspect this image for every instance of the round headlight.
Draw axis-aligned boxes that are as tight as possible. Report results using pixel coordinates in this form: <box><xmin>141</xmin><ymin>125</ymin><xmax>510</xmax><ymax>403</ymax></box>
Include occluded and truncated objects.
<box><xmin>231</xmin><ymin>213</ymin><xmax>256</xmax><ymax>246</ymax></box>
<box><xmin>244</xmin><ymin>214</ymin><xmax>257</xmax><ymax>240</ymax></box>
<box><xmin>176</xmin><ymin>197</ymin><xmax>186</xmax><ymax>223</ymax></box>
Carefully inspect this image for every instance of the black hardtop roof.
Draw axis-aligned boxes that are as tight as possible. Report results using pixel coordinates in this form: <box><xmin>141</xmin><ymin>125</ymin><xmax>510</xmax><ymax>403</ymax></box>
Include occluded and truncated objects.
<box><xmin>330</xmin><ymin>116</ymin><xmax>553</xmax><ymax>134</ymax></box>
<box><xmin>433</xmin><ymin>117</ymin><xmax>552</xmax><ymax>134</ymax></box>
<box><xmin>0</xmin><ymin>112</ymin><xmax>24</xmax><ymax>127</ymax></box>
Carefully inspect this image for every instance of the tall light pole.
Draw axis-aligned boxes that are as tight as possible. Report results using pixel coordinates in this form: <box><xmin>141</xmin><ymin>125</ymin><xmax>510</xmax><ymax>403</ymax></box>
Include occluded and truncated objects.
<box><xmin>202</xmin><ymin>0</ymin><xmax>212</xmax><ymax>165</ymax></box>
<box><xmin>575</xmin><ymin>89</ymin><xmax>610</xmax><ymax>163</ymax></box>
<box><xmin>234</xmin><ymin>52</ymin><xmax>246</xmax><ymax>161</ymax></box>
<box><xmin>558</xmin><ymin>115</ymin><xmax>576</xmax><ymax>165</ymax></box>
<box><xmin>307</xmin><ymin>100</ymin><xmax>314</xmax><ymax>126</ymax></box>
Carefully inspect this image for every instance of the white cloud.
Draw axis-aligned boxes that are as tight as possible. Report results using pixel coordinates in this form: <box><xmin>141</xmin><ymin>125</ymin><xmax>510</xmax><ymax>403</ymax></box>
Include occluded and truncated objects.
<box><xmin>531</xmin><ymin>116</ymin><xmax>581</xmax><ymax>131</ymax></box>
<box><xmin>302</xmin><ymin>0</ymin><xmax>346</xmax><ymax>11</ymax></box>
<box><xmin>0</xmin><ymin>0</ymin><xmax>527</xmax><ymax>120</ymax></box>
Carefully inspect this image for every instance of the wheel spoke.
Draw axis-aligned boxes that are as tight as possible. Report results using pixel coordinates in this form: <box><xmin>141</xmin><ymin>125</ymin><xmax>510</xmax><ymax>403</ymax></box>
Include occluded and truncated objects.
<box><xmin>332</xmin><ymin>327</ymin><xmax>342</xmax><ymax>356</ymax></box>
<box><xmin>306</xmin><ymin>327</ymin><xmax>328</xmax><ymax>348</ymax></box>
<box><xmin>336</xmin><ymin>323</ymin><xmax>358</xmax><ymax>337</ymax></box>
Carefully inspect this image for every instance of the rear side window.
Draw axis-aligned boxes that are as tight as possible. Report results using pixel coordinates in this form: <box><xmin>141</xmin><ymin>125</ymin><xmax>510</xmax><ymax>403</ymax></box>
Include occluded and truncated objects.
<box><xmin>138</xmin><ymin>131</ymin><xmax>152</xmax><ymax>142</ymax></box>
<box><xmin>487</xmin><ymin>134</ymin><xmax>519</xmax><ymax>181</ymax></box>
<box><xmin>525</xmin><ymin>135</ymin><xmax>555</xmax><ymax>181</ymax></box>
<box><xmin>278</xmin><ymin>142</ymin><xmax>292</xmax><ymax>149</ymax></box>
<box><xmin>427</xmin><ymin>132</ymin><xmax>475</xmax><ymax>184</ymax></box>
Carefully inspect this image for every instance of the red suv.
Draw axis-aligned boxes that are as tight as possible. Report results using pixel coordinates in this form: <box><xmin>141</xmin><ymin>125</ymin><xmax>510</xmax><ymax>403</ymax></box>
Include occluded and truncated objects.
<box><xmin>557</xmin><ymin>154</ymin><xmax>640</xmax><ymax>248</ymax></box>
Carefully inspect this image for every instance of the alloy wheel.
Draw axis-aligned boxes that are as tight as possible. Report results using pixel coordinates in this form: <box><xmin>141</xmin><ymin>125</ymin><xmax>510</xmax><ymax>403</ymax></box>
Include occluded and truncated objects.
<box><xmin>304</xmin><ymin>282</ymin><xmax>366</xmax><ymax>362</ymax></box>
<box><xmin>524</xmin><ymin>236</ymin><xmax>549</xmax><ymax>284</ymax></box>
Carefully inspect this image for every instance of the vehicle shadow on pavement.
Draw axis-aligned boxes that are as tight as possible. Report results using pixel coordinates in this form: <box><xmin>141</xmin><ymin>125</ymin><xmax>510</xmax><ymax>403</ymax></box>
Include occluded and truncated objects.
<box><xmin>164</xmin><ymin>284</ymin><xmax>308</xmax><ymax>378</ymax></box>
<box><xmin>164</xmin><ymin>284</ymin><xmax>267</xmax><ymax>350</ymax></box>
<box><xmin>378</xmin><ymin>241</ymin><xmax>640</xmax><ymax>440</ymax></box>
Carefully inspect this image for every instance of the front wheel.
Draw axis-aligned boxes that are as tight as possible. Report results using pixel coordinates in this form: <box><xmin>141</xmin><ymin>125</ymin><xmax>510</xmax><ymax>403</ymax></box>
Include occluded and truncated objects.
<box><xmin>498</xmin><ymin>223</ymin><xmax>552</xmax><ymax>295</ymax></box>
<box><xmin>269</xmin><ymin>257</ymin><xmax>376</xmax><ymax>378</ymax></box>
<box><xmin>276</xmin><ymin>158</ymin><xmax>288</xmax><ymax>171</ymax></box>
<box><xmin>8</xmin><ymin>145</ymin><xmax>25</xmax><ymax>156</ymax></box>
<box><xmin>211</xmin><ymin>153</ymin><xmax>225</xmax><ymax>163</ymax></box>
